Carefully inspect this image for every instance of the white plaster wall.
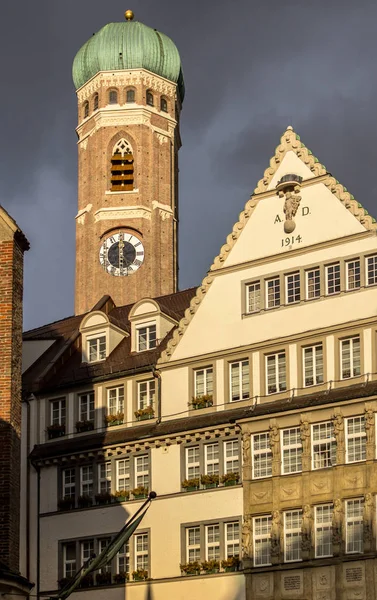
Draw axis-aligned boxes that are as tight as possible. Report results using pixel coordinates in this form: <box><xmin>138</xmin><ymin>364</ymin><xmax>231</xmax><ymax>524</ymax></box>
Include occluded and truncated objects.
<box><xmin>40</xmin><ymin>467</ymin><xmax>58</xmax><ymax>514</ymax></box>
<box><xmin>151</xmin><ymin>446</ymin><xmax>181</xmax><ymax>495</ymax></box>
<box><xmin>160</xmin><ymin>367</ymin><xmax>189</xmax><ymax>420</ymax></box>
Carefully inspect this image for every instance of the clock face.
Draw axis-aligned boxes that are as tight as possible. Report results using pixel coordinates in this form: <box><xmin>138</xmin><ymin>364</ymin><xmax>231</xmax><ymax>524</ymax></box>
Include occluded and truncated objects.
<box><xmin>99</xmin><ymin>232</ymin><xmax>145</xmax><ymax>276</ymax></box>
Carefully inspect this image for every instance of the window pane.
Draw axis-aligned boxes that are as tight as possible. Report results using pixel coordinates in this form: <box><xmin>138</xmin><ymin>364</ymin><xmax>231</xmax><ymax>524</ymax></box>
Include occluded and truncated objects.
<box><xmin>306</xmin><ymin>268</ymin><xmax>320</xmax><ymax>299</ymax></box>
<box><xmin>326</xmin><ymin>264</ymin><xmax>340</xmax><ymax>295</ymax></box>
<box><xmin>247</xmin><ymin>282</ymin><xmax>261</xmax><ymax>313</ymax></box>
<box><xmin>367</xmin><ymin>255</ymin><xmax>377</xmax><ymax>286</ymax></box>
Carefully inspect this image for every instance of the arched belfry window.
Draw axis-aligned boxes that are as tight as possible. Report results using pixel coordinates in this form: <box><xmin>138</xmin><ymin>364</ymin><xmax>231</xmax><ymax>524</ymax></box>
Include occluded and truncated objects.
<box><xmin>84</xmin><ymin>101</ymin><xmax>89</xmax><ymax>119</ymax></box>
<box><xmin>146</xmin><ymin>90</ymin><xmax>154</xmax><ymax>106</ymax></box>
<box><xmin>160</xmin><ymin>97</ymin><xmax>168</xmax><ymax>112</ymax></box>
<box><xmin>94</xmin><ymin>93</ymin><xmax>99</xmax><ymax>111</ymax></box>
<box><xmin>109</xmin><ymin>89</ymin><xmax>118</xmax><ymax>105</ymax></box>
<box><xmin>111</xmin><ymin>139</ymin><xmax>134</xmax><ymax>191</ymax></box>
<box><xmin>126</xmin><ymin>89</ymin><xmax>135</xmax><ymax>103</ymax></box>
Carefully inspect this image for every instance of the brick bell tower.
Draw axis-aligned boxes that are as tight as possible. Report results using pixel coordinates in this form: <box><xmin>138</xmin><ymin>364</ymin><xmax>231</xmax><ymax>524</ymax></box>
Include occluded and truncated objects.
<box><xmin>73</xmin><ymin>10</ymin><xmax>184</xmax><ymax>315</ymax></box>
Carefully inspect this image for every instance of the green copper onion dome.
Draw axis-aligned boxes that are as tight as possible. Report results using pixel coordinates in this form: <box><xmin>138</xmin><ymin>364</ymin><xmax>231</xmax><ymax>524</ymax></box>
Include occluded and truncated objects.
<box><xmin>72</xmin><ymin>10</ymin><xmax>185</xmax><ymax>100</ymax></box>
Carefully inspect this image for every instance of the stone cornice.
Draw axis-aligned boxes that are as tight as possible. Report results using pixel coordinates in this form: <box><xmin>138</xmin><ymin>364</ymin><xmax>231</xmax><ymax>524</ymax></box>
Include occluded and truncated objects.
<box><xmin>94</xmin><ymin>206</ymin><xmax>151</xmax><ymax>222</ymax></box>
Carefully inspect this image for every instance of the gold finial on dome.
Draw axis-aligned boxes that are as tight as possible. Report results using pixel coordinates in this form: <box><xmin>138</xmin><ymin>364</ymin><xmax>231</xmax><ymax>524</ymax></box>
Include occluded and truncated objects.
<box><xmin>125</xmin><ymin>9</ymin><xmax>134</xmax><ymax>20</ymax></box>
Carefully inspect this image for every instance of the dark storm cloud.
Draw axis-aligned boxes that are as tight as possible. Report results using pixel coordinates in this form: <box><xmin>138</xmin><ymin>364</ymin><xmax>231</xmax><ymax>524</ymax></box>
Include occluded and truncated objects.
<box><xmin>1</xmin><ymin>0</ymin><xmax>377</xmax><ymax>329</ymax></box>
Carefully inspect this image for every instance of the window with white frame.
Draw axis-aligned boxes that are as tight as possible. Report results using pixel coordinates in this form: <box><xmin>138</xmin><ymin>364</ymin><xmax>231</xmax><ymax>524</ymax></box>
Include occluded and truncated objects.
<box><xmin>137</xmin><ymin>380</ymin><xmax>155</xmax><ymax>410</ymax></box>
<box><xmin>186</xmin><ymin>527</ymin><xmax>201</xmax><ymax>562</ymax></box>
<box><xmin>186</xmin><ymin>446</ymin><xmax>200</xmax><ymax>479</ymax></box>
<box><xmin>135</xmin><ymin>455</ymin><xmax>149</xmax><ymax>489</ymax></box>
<box><xmin>266</xmin><ymin>277</ymin><xmax>280</xmax><ymax>309</ymax></box>
<box><xmin>340</xmin><ymin>336</ymin><xmax>361</xmax><ymax>379</ymax></box>
<box><xmin>346</xmin><ymin>259</ymin><xmax>361</xmax><ymax>290</ymax></box>
<box><xmin>51</xmin><ymin>398</ymin><xmax>66</xmax><ymax>426</ymax></box>
<box><xmin>229</xmin><ymin>360</ymin><xmax>250</xmax><ymax>401</ymax></box>
<box><xmin>325</xmin><ymin>263</ymin><xmax>341</xmax><ymax>295</ymax></box>
<box><xmin>87</xmin><ymin>335</ymin><xmax>106</xmax><ymax>362</ymax></box>
<box><xmin>81</xmin><ymin>539</ymin><xmax>94</xmax><ymax>566</ymax></box>
<box><xmin>303</xmin><ymin>344</ymin><xmax>324</xmax><ymax>387</ymax></box>
<box><xmin>345</xmin><ymin>498</ymin><xmax>364</xmax><ymax>554</ymax></box>
<box><xmin>79</xmin><ymin>392</ymin><xmax>95</xmax><ymax>422</ymax></box>
<box><xmin>204</xmin><ymin>443</ymin><xmax>219</xmax><ymax>475</ymax></box>
<box><xmin>312</xmin><ymin>422</ymin><xmax>336</xmax><ymax>469</ymax></box>
<box><xmin>225</xmin><ymin>522</ymin><xmax>240</xmax><ymax>558</ymax></box>
<box><xmin>315</xmin><ymin>504</ymin><xmax>333</xmax><ymax>558</ymax></box>
<box><xmin>80</xmin><ymin>465</ymin><xmax>93</xmax><ymax>496</ymax></box>
<box><xmin>98</xmin><ymin>538</ymin><xmax>112</xmax><ymax>573</ymax></box>
<box><xmin>135</xmin><ymin>533</ymin><xmax>149</xmax><ymax>572</ymax></box>
<box><xmin>137</xmin><ymin>324</ymin><xmax>157</xmax><ymax>351</ymax></box>
<box><xmin>266</xmin><ymin>352</ymin><xmax>286</xmax><ymax>394</ymax></box>
<box><xmin>205</xmin><ymin>524</ymin><xmax>220</xmax><ymax>560</ymax></box>
<box><xmin>116</xmin><ymin>458</ymin><xmax>130</xmax><ymax>491</ymax></box>
<box><xmin>63</xmin><ymin>542</ymin><xmax>76</xmax><ymax>578</ymax></box>
<box><xmin>63</xmin><ymin>468</ymin><xmax>76</xmax><ymax>499</ymax></box>
<box><xmin>305</xmin><ymin>267</ymin><xmax>320</xmax><ymax>300</ymax></box>
<box><xmin>366</xmin><ymin>255</ymin><xmax>377</xmax><ymax>286</ymax></box>
<box><xmin>224</xmin><ymin>440</ymin><xmax>239</xmax><ymax>474</ymax></box>
<box><xmin>194</xmin><ymin>367</ymin><xmax>213</xmax><ymax>398</ymax></box>
<box><xmin>253</xmin><ymin>515</ymin><xmax>271</xmax><ymax>566</ymax></box>
<box><xmin>107</xmin><ymin>386</ymin><xmax>124</xmax><ymax>416</ymax></box>
<box><xmin>246</xmin><ymin>281</ymin><xmax>261</xmax><ymax>313</ymax></box>
<box><xmin>252</xmin><ymin>433</ymin><xmax>272</xmax><ymax>479</ymax></box>
<box><xmin>98</xmin><ymin>462</ymin><xmax>111</xmax><ymax>493</ymax></box>
<box><xmin>116</xmin><ymin>541</ymin><xmax>130</xmax><ymax>575</ymax></box>
<box><xmin>286</xmin><ymin>272</ymin><xmax>300</xmax><ymax>304</ymax></box>
<box><xmin>281</xmin><ymin>428</ymin><xmax>302</xmax><ymax>475</ymax></box>
<box><xmin>284</xmin><ymin>510</ymin><xmax>302</xmax><ymax>562</ymax></box>
<box><xmin>346</xmin><ymin>416</ymin><xmax>366</xmax><ymax>463</ymax></box>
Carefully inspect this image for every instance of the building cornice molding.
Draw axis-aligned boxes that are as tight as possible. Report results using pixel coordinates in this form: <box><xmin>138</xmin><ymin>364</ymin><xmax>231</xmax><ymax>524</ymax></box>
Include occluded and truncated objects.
<box><xmin>94</xmin><ymin>206</ymin><xmax>151</xmax><ymax>222</ymax></box>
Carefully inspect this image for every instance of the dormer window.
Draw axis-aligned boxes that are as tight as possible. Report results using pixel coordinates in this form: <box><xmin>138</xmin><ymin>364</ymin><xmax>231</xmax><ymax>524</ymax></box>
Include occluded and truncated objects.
<box><xmin>87</xmin><ymin>334</ymin><xmax>106</xmax><ymax>362</ymax></box>
<box><xmin>137</xmin><ymin>324</ymin><xmax>157</xmax><ymax>352</ymax></box>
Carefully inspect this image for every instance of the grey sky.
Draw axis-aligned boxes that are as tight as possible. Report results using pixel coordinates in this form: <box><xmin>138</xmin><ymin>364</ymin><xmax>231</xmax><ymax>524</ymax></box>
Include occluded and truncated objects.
<box><xmin>2</xmin><ymin>0</ymin><xmax>377</xmax><ymax>329</ymax></box>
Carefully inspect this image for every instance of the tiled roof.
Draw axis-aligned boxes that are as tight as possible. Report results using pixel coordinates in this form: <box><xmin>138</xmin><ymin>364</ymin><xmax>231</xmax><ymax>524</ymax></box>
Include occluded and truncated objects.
<box><xmin>23</xmin><ymin>288</ymin><xmax>196</xmax><ymax>394</ymax></box>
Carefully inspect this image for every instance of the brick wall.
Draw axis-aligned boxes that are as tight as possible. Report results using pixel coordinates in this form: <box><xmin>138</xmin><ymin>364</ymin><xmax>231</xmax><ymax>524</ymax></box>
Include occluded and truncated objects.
<box><xmin>0</xmin><ymin>218</ymin><xmax>27</xmax><ymax>572</ymax></box>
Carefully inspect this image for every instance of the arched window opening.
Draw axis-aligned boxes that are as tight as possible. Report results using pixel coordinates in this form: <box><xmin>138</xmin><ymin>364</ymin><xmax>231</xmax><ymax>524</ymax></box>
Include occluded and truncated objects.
<box><xmin>94</xmin><ymin>93</ymin><xmax>99</xmax><ymax>111</ymax></box>
<box><xmin>84</xmin><ymin>101</ymin><xmax>89</xmax><ymax>119</ymax></box>
<box><xmin>146</xmin><ymin>91</ymin><xmax>154</xmax><ymax>106</ymax></box>
<box><xmin>160</xmin><ymin>97</ymin><xmax>168</xmax><ymax>113</ymax></box>
<box><xmin>109</xmin><ymin>90</ymin><xmax>118</xmax><ymax>104</ymax></box>
<box><xmin>126</xmin><ymin>89</ymin><xmax>135</xmax><ymax>103</ymax></box>
<box><xmin>111</xmin><ymin>139</ymin><xmax>134</xmax><ymax>192</ymax></box>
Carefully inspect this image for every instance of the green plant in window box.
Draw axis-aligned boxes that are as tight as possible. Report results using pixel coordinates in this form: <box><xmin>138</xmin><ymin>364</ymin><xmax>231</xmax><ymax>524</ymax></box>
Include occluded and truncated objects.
<box><xmin>79</xmin><ymin>574</ymin><xmax>94</xmax><ymax>588</ymax></box>
<box><xmin>181</xmin><ymin>478</ymin><xmax>200</xmax><ymax>492</ymax></box>
<box><xmin>77</xmin><ymin>494</ymin><xmax>93</xmax><ymax>508</ymax></box>
<box><xmin>58</xmin><ymin>577</ymin><xmax>73</xmax><ymax>589</ymax></box>
<box><xmin>95</xmin><ymin>572</ymin><xmax>112</xmax><ymax>586</ymax></box>
<box><xmin>201</xmin><ymin>559</ymin><xmax>220</xmax><ymax>574</ymax></box>
<box><xmin>134</xmin><ymin>405</ymin><xmax>155</xmax><ymax>421</ymax></box>
<box><xmin>94</xmin><ymin>492</ymin><xmax>113</xmax><ymax>505</ymax></box>
<box><xmin>104</xmin><ymin>412</ymin><xmax>124</xmax><ymax>426</ymax></box>
<box><xmin>191</xmin><ymin>394</ymin><xmax>213</xmax><ymax>410</ymax></box>
<box><xmin>179</xmin><ymin>561</ymin><xmax>201</xmax><ymax>575</ymax></box>
<box><xmin>76</xmin><ymin>420</ymin><xmax>94</xmax><ymax>433</ymax></box>
<box><xmin>221</xmin><ymin>556</ymin><xmax>240</xmax><ymax>572</ymax></box>
<box><xmin>220</xmin><ymin>472</ymin><xmax>240</xmax><ymax>486</ymax></box>
<box><xmin>131</xmin><ymin>486</ymin><xmax>148</xmax><ymax>499</ymax></box>
<box><xmin>132</xmin><ymin>569</ymin><xmax>148</xmax><ymax>581</ymax></box>
<box><xmin>58</xmin><ymin>496</ymin><xmax>75</xmax><ymax>511</ymax></box>
<box><xmin>47</xmin><ymin>423</ymin><xmax>65</xmax><ymax>439</ymax></box>
<box><xmin>112</xmin><ymin>489</ymin><xmax>130</xmax><ymax>502</ymax></box>
<box><xmin>113</xmin><ymin>572</ymin><xmax>129</xmax><ymax>584</ymax></box>
<box><xmin>200</xmin><ymin>473</ymin><xmax>219</xmax><ymax>488</ymax></box>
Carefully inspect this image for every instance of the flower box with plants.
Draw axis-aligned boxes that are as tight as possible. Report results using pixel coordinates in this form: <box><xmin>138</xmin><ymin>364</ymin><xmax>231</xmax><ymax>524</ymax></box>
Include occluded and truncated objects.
<box><xmin>58</xmin><ymin>577</ymin><xmax>73</xmax><ymax>589</ymax></box>
<box><xmin>200</xmin><ymin>473</ymin><xmax>219</xmax><ymax>489</ymax></box>
<box><xmin>131</xmin><ymin>486</ymin><xmax>148</xmax><ymax>500</ymax></box>
<box><xmin>47</xmin><ymin>423</ymin><xmax>65</xmax><ymax>439</ymax></box>
<box><xmin>221</xmin><ymin>556</ymin><xmax>240</xmax><ymax>572</ymax></box>
<box><xmin>95</xmin><ymin>571</ymin><xmax>112</xmax><ymax>586</ymax></box>
<box><xmin>76</xmin><ymin>420</ymin><xmax>94</xmax><ymax>433</ymax></box>
<box><xmin>58</xmin><ymin>496</ymin><xmax>75</xmax><ymax>511</ymax></box>
<box><xmin>220</xmin><ymin>472</ymin><xmax>240</xmax><ymax>487</ymax></box>
<box><xmin>77</xmin><ymin>494</ymin><xmax>93</xmax><ymax>509</ymax></box>
<box><xmin>113</xmin><ymin>489</ymin><xmax>130</xmax><ymax>502</ymax></box>
<box><xmin>113</xmin><ymin>572</ymin><xmax>129</xmax><ymax>584</ymax></box>
<box><xmin>201</xmin><ymin>559</ymin><xmax>220</xmax><ymax>574</ymax></box>
<box><xmin>132</xmin><ymin>569</ymin><xmax>148</xmax><ymax>581</ymax></box>
<box><xmin>180</xmin><ymin>561</ymin><xmax>201</xmax><ymax>576</ymax></box>
<box><xmin>134</xmin><ymin>405</ymin><xmax>155</xmax><ymax>421</ymax></box>
<box><xmin>104</xmin><ymin>412</ymin><xmax>124</xmax><ymax>427</ymax></box>
<box><xmin>181</xmin><ymin>478</ymin><xmax>200</xmax><ymax>492</ymax></box>
<box><xmin>191</xmin><ymin>394</ymin><xmax>213</xmax><ymax>410</ymax></box>
<box><xmin>79</xmin><ymin>574</ymin><xmax>94</xmax><ymax>588</ymax></box>
<box><xmin>94</xmin><ymin>492</ymin><xmax>113</xmax><ymax>505</ymax></box>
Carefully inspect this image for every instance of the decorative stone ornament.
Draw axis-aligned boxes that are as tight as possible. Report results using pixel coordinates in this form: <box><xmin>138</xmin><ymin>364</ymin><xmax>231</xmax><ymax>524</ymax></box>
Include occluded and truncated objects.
<box><xmin>276</xmin><ymin>174</ymin><xmax>303</xmax><ymax>234</ymax></box>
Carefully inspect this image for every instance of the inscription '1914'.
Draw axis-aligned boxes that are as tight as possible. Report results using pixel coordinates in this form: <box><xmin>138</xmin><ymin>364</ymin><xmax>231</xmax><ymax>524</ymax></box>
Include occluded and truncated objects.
<box><xmin>282</xmin><ymin>235</ymin><xmax>302</xmax><ymax>247</ymax></box>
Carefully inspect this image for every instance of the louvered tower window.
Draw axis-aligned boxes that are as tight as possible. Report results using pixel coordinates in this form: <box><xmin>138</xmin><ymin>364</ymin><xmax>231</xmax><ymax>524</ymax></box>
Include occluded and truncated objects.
<box><xmin>83</xmin><ymin>101</ymin><xmax>89</xmax><ymax>119</ymax></box>
<box><xmin>93</xmin><ymin>93</ymin><xmax>99</xmax><ymax>111</ymax></box>
<box><xmin>111</xmin><ymin>139</ymin><xmax>134</xmax><ymax>191</ymax></box>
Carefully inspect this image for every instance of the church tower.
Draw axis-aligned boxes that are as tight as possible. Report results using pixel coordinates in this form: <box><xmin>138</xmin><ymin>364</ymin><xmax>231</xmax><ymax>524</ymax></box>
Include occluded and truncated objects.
<box><xmin>72</xmin><ymin>10</ymin><xmax>184</xmax><ymax>315</ymax></box>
